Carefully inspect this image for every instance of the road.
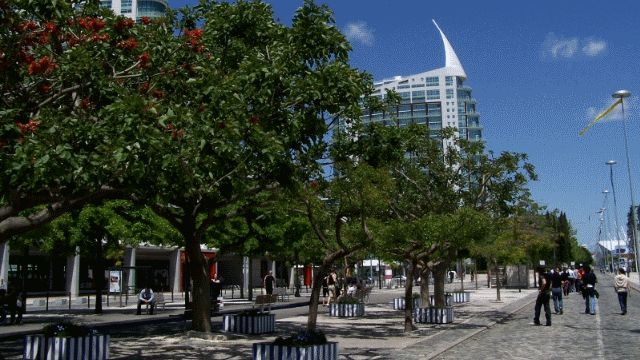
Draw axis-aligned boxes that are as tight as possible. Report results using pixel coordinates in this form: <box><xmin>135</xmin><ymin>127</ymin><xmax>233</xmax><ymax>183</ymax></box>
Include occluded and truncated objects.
<box><xmin>433</xmin><ymin>274</ymin><xmax>640</xmax><ymax>360</ymax></box>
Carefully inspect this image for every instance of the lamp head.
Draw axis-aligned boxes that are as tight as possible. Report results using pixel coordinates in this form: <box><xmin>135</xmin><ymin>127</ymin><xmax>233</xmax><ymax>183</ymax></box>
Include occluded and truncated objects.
<box><xmin>606</xmin><ymin>160</ymin><xmax>617</xmax><ymax>166</ymax></box>
<box><xmin>613</xmin><ymin>90</ymin><xmax>631</xmax><ymax>99</ymax></box>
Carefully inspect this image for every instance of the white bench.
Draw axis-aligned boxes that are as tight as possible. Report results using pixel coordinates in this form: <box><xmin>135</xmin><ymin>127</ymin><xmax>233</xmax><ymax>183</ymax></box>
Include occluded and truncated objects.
<box><xmin>273</xmin><ymin>288</ymin><xmax>290</xmax><ymax>302</ymax></box>
<box><xmin>252</xmin><ymin>294</ymin><xmax>278</xmax><ymax>313</ymax></box>
<box><xmin>154</xmin><ymin>293</ymin><xmax>166</xmax><ymax>312</ymax></box>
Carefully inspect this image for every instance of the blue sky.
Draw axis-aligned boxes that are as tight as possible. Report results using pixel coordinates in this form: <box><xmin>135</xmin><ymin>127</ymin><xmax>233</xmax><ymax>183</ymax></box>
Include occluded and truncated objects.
<box><xmin>171</xmin><ymin>0</ymin><xmax>640</xmax><ymax>252</ymax></box>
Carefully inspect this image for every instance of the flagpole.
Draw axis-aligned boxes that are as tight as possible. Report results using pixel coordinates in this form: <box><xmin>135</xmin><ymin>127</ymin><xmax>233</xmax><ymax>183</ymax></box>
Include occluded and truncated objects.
<box><xmin>613</xmin><ymin>90</ymin><xmax>638</xmax><ymax>273</ymax></box>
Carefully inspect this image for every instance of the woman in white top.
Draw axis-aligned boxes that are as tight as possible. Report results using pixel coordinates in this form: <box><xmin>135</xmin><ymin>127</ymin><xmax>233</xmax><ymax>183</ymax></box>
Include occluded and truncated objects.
<box><xmin>614</xmin><ymin>268</ymin><xmax>630</xmax><ymax>315</ymax></box>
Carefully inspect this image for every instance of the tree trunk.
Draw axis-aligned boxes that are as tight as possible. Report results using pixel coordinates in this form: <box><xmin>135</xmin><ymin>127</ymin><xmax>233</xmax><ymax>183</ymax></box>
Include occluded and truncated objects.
<box><xmin>307</xmin><ymin>265</ymin><xmax>329</xmax><ymax>330</ymax></box>
<box><xmin>433</xmin><ymin>262</ymin><xmax>448</xmax><ymax>308</ymax></box>
<box><xmin>185</xmin><ymin>233</ymin><xmax>211</xmax><ymax>333</ymax></box>
<box><xmin>420</xmin><ymin>267</ymin><xmax>430</xmax><ymax>305</ymax></box>
<box><xmin>403</xmin><ymin>261</ymin><xmax>416</xmax><ymax>332</ymax></box>
<box><xmin>494</xmin><ymin>261</ymin><xmax>501</xmax><ymax>302</ymax></box>
<box><xmin>94</xmin><ymin>238</ymin><xmax>104</xmax><ymax>314</ymax></box>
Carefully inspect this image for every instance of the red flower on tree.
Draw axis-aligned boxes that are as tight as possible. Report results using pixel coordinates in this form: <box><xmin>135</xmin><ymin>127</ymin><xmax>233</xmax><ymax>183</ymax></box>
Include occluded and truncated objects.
<box><xmin>249</xmin><ymin>116</ymin><xmax>258</xmax><ymax>125</ymax></box>
<box><xmin>29</xmin><ymin>57</ymin><xmax>57</xmax><ymax>74</ymax></box>
<box><xmin>116</xmin><ymin>37</ymin><xmax>138</xmax><ymax>50</ymax></box>
<box><xmin>114</xmin><ymin>18</ymin><xmax>134</xmax><ymax>32</ymax></box>
<box><xmin>218</xmin><ymin>122</ymin><xmax>226</xmax><ymax>129</ymax></box>
<box><xmin>137</xmin><ymin>52</ymin><xmax>150</xmax><ymax>68</ymax></box>
<box><xmin>141</xmin><ymin>16</ymin><xmax>150</xmax><ymax>26</ymax></box>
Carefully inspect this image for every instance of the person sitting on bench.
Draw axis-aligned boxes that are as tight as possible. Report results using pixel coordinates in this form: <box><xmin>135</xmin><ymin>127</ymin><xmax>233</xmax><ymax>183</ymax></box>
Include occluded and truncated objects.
<box><xmin>136</xmin><ymin>286</ymin><xmax>155</xmax><ymax>315</ymax></box>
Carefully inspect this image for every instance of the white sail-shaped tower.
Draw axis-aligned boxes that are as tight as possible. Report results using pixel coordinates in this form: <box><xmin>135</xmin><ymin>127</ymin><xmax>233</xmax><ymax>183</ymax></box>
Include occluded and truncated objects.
<box><xmin>355</xmin><ymin>20</ymin><xmax>482</xmax><ymax>147</ymax></box>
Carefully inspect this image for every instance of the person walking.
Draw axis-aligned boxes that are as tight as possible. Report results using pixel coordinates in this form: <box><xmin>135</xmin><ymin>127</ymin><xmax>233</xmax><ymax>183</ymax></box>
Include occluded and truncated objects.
<box><xmin>532</xmin><ymin>266</ymin><xmax>552</xmax><ymax>326</ymax></box>
<box><xmin>561</xmin><ymin>267</ymin><xmax>570</xmax><ymax>297</ymax></box>
<box><xmin>614</xmin><ymin>268</ymin><xmax>630</xmax><ymax>315</ymax></box>
<box><xmin>327</xmin><ymin>269</ymin><xmax>338</xmax><ymax>304</ymax></box>
<box><xmin>322</xmin><ymin>275</ymin><xmax>330</xmax><ymax>306</ymax></box>
<box><xmin>581</xmin><ymin>265</ymin><xmax>598</xmax><ymax>315</ymax></box>
<box><xmin>551</xmin><ymin>267</ymin><xmax>563</xmax><ymax>315</ymax></box>
<box><xmin>263</xmin><ymin>271</ymin><xmax>275</xmax><ymax>295</ymax></box>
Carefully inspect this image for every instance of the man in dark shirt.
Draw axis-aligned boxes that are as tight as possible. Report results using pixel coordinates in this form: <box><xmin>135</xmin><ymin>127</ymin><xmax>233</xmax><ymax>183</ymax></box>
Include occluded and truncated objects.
<box><xmin>263</xmin><ymin>271</ymin><xmax>275</xmax><ymax>295</ymax></box>
<box><xmin>551</xmin><ymin>268</ymin><xmax>564</xmax><ymax>314</ymax></box>
<box><xmin>533</xmin><ymin>266</ymin><xmax>552</xmax><ymax>326</ymax></box>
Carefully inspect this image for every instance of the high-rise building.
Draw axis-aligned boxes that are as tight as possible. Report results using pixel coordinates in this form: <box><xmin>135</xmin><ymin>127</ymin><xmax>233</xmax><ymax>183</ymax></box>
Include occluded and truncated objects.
<box><xmin>357</xmin><ymin>20</ymin><xmax>483</xmax><ymax>149</ymax></box>
<box><xmin>101</xmin><ymin>0</ymin><xmax>169</xmax><ymax>22</ymax></box>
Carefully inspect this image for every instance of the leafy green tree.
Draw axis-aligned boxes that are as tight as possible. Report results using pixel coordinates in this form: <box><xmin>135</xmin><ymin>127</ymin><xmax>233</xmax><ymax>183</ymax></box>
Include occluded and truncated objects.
<box><xmin>0</xmin><ymin>0</ymin><xmax>371</xmax><ymax>331</ymax></box>
<box><xmin>295</xmin><ymin>162</ymin><xmax>394</xmax><ymax>330</ymax></box>
<box><xmin>364</xmin><ymin>122</ymin><xmax>536</xmax><ymax>330</ymax></box>
<box><xmin>472</xmin><ymin>203</ymin><xmax>554</xmax><ymax>301</ymax></box>
<box><xmin>16</xmin><ymin>201</ymin><xmax>181</xmax><ymax>313</ymax></box>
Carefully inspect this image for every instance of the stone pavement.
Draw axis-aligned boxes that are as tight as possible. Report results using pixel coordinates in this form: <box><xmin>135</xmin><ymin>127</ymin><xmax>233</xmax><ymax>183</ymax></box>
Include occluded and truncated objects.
<box><xmin>432</xmin><ymin>273</ymin><xmax>640</xmax><ymax>360</ymax></box>
<box><xmin>0</xmin><ymin>276</ymin><xmax>541</xmax><ymax>360</ymax></box>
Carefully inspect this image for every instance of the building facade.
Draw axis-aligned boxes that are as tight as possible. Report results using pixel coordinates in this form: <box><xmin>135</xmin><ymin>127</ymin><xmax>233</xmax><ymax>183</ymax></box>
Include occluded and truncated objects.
<box><xmin>354</xmin><ymin>20</ymin><xmax>483</xmax><ymax>149</ymax></box>
<box><xmin>100</xmin><ymin>0</ymin><xmax>169</xmax><ymax>22</ymax></box>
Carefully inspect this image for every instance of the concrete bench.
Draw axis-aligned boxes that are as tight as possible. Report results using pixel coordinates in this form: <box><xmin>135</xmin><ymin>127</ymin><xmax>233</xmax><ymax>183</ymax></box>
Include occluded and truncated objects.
<box><xmin>154</xmin><ymin>293</ymin><xmax>166</xmax><ymax>312</ymax></box>
<box><xmin>252</xmin><ymin>294</ymin><xmax>278</xmax><ymax>313</ymax></box>
<box><xmin>273</xmin><ymin>288</ymin><xmax>290</xmax><ymax>302</ymax></box>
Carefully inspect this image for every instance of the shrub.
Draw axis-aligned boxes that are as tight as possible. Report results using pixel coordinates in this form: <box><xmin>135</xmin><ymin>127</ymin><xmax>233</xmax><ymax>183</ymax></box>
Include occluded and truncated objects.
<box><xmin>42</xmin><ymin>321</ymin><xmax>98</xmax><ymax>338</ymax></box>
<box><xmin>235</xmin><ymin>309</ymin><xmax>263</xmax><ymax>317</ymax></box>
<box><xmin>337</xmin><ymin>297</ymin><xmax>360</xmax><ymax>305</ymax></box>
<box><xmin>273</xmin><ymin>329</ymin><xmax>327</xmax><ymax>346</ymax></box>
<box><xmin>412</xmin><ymin>293</ymin><xmax>421</xmax><ymax>299</ymax></box>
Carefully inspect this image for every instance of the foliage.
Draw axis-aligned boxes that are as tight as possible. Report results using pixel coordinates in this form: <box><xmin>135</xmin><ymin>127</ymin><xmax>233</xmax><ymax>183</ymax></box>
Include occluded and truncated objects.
<box><xmin>411</xmin><ymin>293</ymin><xmax>421</xmax><ymax>299</ymax></box>
<box><xmin>235</xmin><ymin>309</ymin><xmax>265</xmax><ymax>317</ymax></box>
<box><xmin>42</xmin><ymin>321</ymin><xmax>98</xmax><ymax>338</ymax></box>
<box><xmin>337</xmin><ymin>296</ymin><xmax>360</xmax><ymax>304</ymax></box>
<box><xmin>273</xmin><ymin>329</ymin><xmax>327</xmax><ymax>346</ymax></box>
<box><xmin>0</xmin><ymin>0</ymin><xmax>373</xmax><ymax>332</ymax></box>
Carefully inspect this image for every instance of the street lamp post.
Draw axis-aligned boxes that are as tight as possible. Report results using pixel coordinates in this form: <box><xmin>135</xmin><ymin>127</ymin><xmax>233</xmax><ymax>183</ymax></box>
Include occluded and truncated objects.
<box><xmin>613</xmin><ymin>90</ymin><xmax>638</xmax><ymax>272</ymax></box>
<box><xmin>606</xmin><ymin>160</ymin><xmax>622</xmax><ymax>270</ymax></box>
<box><xmin>603</xmin><ymin>190</ymin><xmax>614</xmax><ymax>270</ymax></box>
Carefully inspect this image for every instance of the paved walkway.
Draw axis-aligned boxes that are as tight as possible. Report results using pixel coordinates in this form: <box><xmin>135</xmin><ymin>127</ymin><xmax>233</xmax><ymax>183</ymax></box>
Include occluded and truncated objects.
<box><xmin>2</xmin><ymin>272</ymin><xmax>636</xmax><ymax>359</ymax></box>
<box><xmin>0</xmin><ymin>276</ymin><xmax>538</xmax><ymax>359</ymax></box>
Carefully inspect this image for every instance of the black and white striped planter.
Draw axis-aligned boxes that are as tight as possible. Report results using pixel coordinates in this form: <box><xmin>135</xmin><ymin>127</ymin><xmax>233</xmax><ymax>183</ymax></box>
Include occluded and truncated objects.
<box><xmin>393</xmin><ymin>298</ymin><xmax>422</xmax><ymax>310</ymax></box>
<box><xmin>24</xmin><ymin>334</ymin><xmax>110</xmax><ymax>360</ymax></box>
<box><xmin>429</xmin><ymin>294</ymin><xmax>453</xmax><ymax>307</ymax></box>
<box><xmin>329</xmin><ymin>303</ymin><xmax>364</xmax><ymax>317</ymax></box>
<box><xmin>222</xmin><ymin>314</ymin><xmax>275</xmax><ymax>334</ymax></box>
<box><xmin>253</xmin><ymin>341</ymin><xmax>338</xmax><ymax>360</ymax></box>
<box><xmin>413</xmin><ymin>307</ymin><xmax>454</xmax><ymax>324</ymax></box>
<box><xmin>451</xmin><ymin>292</ymin><xmax>470</xmax><ymax>303</ymax></box>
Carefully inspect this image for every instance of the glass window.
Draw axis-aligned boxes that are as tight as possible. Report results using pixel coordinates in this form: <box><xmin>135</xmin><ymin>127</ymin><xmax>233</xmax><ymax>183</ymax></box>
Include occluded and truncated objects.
<box><xmin>397</xmin><ymin>85</ymin><xmax>410</xmax><ymax>90</ymax></box>
<box><xmin>121</xmin><ymin>0</ymin><xmax>132</xmax><ymax>13</ymax></box>
<box><xmin>411</xmin><ymin>84</ymin><xmax>425</xmax><ymax>88</ymax></box>
<box><xmin>412</xmin><ymin>90</ymin><xmax>425</xmax><ymax>98</ymax></box>
<box><xmin>446</xmin><ymin>89</ymin><xmax>454</xmax><ymax>99</ymax></box>
<box><xmin>425</xmin><ymin>77</ymin><xmax>439</xmax><ymax>86</ymax></box>
<box><xmin>426</xmin><ymin>90</ymin><xmax>439</xmax><ymax>100</ymax></box>
<box><xmin>446</xmin><ymin>76</ymin><xmax>453</xmax><ymax>86</ymax></box>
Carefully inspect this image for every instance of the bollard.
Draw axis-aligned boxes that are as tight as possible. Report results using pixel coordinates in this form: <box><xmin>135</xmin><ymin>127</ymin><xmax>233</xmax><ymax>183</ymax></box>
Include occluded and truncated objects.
<box><xmin>69</xmin><ymin>293</ymin><xmax>72</xmax><ymax>310</ymax></box>
<box><xmin>46</xmin><ymin>292</ymin><xmax>49</xmax><ymax>312</ymax></box>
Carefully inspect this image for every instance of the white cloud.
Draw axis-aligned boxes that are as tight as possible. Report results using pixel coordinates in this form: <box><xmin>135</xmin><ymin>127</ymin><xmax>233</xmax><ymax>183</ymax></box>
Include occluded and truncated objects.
<box><xmin>582</xmin><ymin>39</ymin><xmax>607</xmax><ymax>56</ymax></box>
<box><xmin>542</xmin><ymin>33</ymin><xmax>579</xmax><ymax>58</ymax></box>
<box><xmin>344</xmin><ymin>21</ymin><xmax>374</xmax><ymax>46</ymax></box>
